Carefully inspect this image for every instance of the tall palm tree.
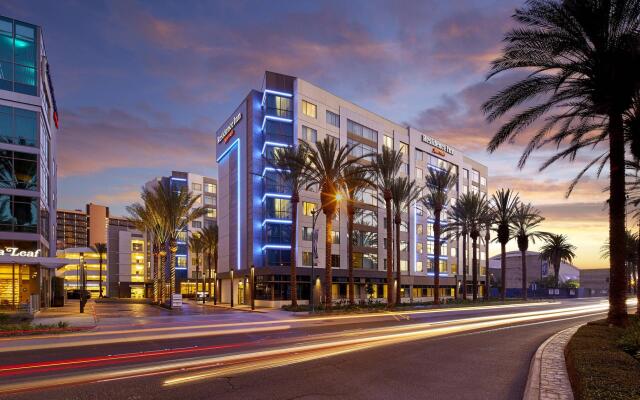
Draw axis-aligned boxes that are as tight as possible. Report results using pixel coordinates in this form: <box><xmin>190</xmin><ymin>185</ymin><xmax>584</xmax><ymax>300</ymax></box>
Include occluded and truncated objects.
<box><xmin>270</xmin><ymin>144</ymin><xmax>310</xmax><ymax>307</ymax></box>
<box><xmin>491</xmin><ymin>189</ymin><xmax>520</xmax><ymax>300</ymax></box>
<box><xmin>301</xmin><ymin>138</ymin><xmax>367</xmax><ymax>309</ymax></box>
<box><xmin>127</xmin><ymin>188</ymin><xmax>171</xmax><ymax>304</ymax></box>
<box><xmin>343</xmin><ymin>165</ymin><xmax>373</xmax><ymax>305</ymax></box>
<box><xmin>153</xmin><ymin>183</ymin><xmax>206</xmax><ymax>307</ymax></box>
<box><xmin>200</xmin><ymin>224</ymin><xmax>219</xmax><ymax>304</ymax></box>
<box><xmin>540</xmin><ymin>234</ymin><xmax>577</xmax><ymax>288</ymax></box>
<box><xmin>421</xmin><ymin>167</ymin><xmax>457</xmax><ymax>305</ymax></box>
<box><xmin>390</xmin><ymin>177</ymin><xmax>422</xmax><ymax>306</ymax></box>
<box><xmin>511</xmin><ymin>203</ymin><xmax>545</xmax><ymax>300</ymax></box>
<box><xmin>92</xmin><ymin>242</ymin><xmax>107</xmax><ymax>298</ymax></box>
<box><xmin>449</xmin><ymin>192</ymin><xmax>491</xmax><ymax>301</ymax></box>
<box><xmin>188</xmin><ymin>232</ymin><xmax>205</xmax><ymax>300</ymax></box>
<box><xmin>482</xmin><ymin>0</ymin><xmax>640</xmax><ymax>325</ymax></box>
<box><xmin>483</xmin><ymin>221</ymin><xmax>491</xmax><ymax>300</ymax></box>
<box><xmin>372</xmin><ymin>146</ymin><xmax>404</xmax><ymax>306</ymax></box>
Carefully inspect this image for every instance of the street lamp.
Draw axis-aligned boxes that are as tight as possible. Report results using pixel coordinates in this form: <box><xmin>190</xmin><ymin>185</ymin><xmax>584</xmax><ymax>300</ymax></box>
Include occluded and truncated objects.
<box><xmin>250</xmin><ymin>265</ymin><xmax>255</xmax><ymax>311</ymax></box>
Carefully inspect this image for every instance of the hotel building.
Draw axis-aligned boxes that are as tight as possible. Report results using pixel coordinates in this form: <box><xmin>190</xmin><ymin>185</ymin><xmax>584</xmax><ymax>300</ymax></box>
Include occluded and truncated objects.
<box><xmin>0</xmin><ymin>16</ymin><xmax>62</xmax><ymax>311</ymax></box>
<box><xmin>144</xmin><ymin>171</ymin><xmax>217</xmax><ymax>295</ymax></box>
<box><xmin>216</xmin><ymin>71</ymin><xmax>488</xmax><ymax>307</ymax></box>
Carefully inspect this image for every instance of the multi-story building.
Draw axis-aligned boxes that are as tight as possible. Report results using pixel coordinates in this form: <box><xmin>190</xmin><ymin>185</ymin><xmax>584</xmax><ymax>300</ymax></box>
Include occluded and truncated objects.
<box><xmin>56</xmin><ymin>209</ymin><xmax>88</xmax><ymax>249</ymax></box>
<box><xmin>107</xmin><ymin>216</ymin><xmax>147</xmax><ymax>298</ymax></box>
<box><xmin>145</xmin><ymin>171</ymin><xmax>217</xmax><ymax>295</ymax></box>
<box><xmin>0</xmin><ymin>16</ymin><xmax>63</xmax><ymax>311</ymax></box>
<box><xmin>215</xmin><ymin>71</ymin><xmax>489</xmax><ymax>307</ymax></box>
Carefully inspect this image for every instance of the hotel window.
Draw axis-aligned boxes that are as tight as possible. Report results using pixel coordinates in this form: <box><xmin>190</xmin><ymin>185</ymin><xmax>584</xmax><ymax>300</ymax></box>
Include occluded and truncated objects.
<box><xmin>415</xmin><ymin>149</ymin><xmax>424</xmax><ymax>162</ymax></box>
<box><xmin>480</xmin><ymin>176</ymin><xmax>486</xmax><ymax>187</ymax></box>
<box><xmin>400</xmin><ymin>221</ymin><xmax>408</xmax><ymax>232</ymax></box>
<box><xmin>416</xmin><ymin>242</ymin><xmax>423</xmax><ymax>254</ymax></box>
<box><xmin>401</xmin><ymin>162</ymin><xmax>409</xmax><ymax>175</ymax></box>
<box><xmin>463</xmin><ymin>169</ymin><xmax>469</xmax><ymax>181</ymax></box>
<box><xmin>177</xmin><ymin>231</ymin><xmax>187</xmax><ymax>242</ymax></box>
<box><xmin>331</xmin><ymin>231</ymin><xmax>340</xmax><ymax>244</ymax></box>
<box><xmin>206</xmin><ymin>208</ymin><xmax>216</xmax><ymax>218</ymax></box>
<box><xmin>268</xmin><ymin>198</ymin><xmax>290</xmax><ymax>219</ymax></box>
<box><xmin>302</xmin><ymin>251</ymin><xmax>313</xmax><ymax>266</ymax></box>
<box><xmin>426</xmin><ymin>223</ymin><xmax>434</xmax><ymax>236</ymax></box>
<box><xmin>416</xmin><ymin>168</ymin><xmax>423</xmax><ymax>180</ymax></box>
<box><xmin>398</xmin><ymin>142</ymin><xmax>408</xmax><ymax>157</ymax></box>
<box><xmin>416</xmin><ymin>224</ymin><xmax>423</xmax><ymax>235</ymax></box>
<box><xmin>204</xmin><ymin>195</ymin><xmax>215</xmax><ymax>206</ymax></box>
<box><xmin>416</xmin><ymin>261</ymin><xmax>423</xmax><ymax>272</ymax></box>
<box><xmin>427</xmin><ymin>260</ymin><xmax>434</xmax><ymax>273</ymax></box>
<box><xmin>353</xmin><ymin>230</ymin><xmax>378</xmax><ymax>247</ymax></box>
<box><xmin>451</xmin><ymin>263</ymin><xmax>458</xmax><ymax>274</ymax></box>
<box><xmin>192</xmin><ymin>221</ymin><xmax>202</xmax><ymax>229</ymax></box>
<box><xmin>0</xmin><ymin>19</ymin><xmax>37</xmax><ymax>95</ymax></box>
<box><xmin>348</xmin><ymin>138</ymin><xmax>376</xmax><ymax>162</ymax></box>
<box><xmin>303</xmin><ymin>201</ymin><xmax>316</xmax><ymax>216</ymax></box>
<box><xmin>441</xmin><ymin>243</ymin><xmax>448</xmax><ymax>255</ymax></box>
<box><xmin>0</xmin><ymin>106</ymin><xmax>38</xmax><ymax>147</ymax></box>
<box><xmin>471</xmin><ymin>169</ymin><xmax>480</xmax><ymax>183</ymax></box>
<box><xmin>383</xmin><ymin>135</ymin><xmax>393</xmax><ymax>149</ymax></box>
<box><xmin>347</xmin><ymin>119</ymin><xmax>377</xmax><ymax>142</ymax></box>
<box><xmin>326</xmin><ymin>110</ymin><xmax>340</xmax><ymax>127</ymax></box>
<box><xmin>427</xmin><ymin>241</ymin><xmax>435</xmax><ymax>254</ymax></box>
<box><xmin>400</xmin><ymin>260</ymin><xmax>408</xmax><ymax>272</ymax></box>
<box><xmin>192</xmin><ymin>183</ymin><xmax>202</xmax><ymax>191</ymax></box>
<box><xmin>331</xmin><ymin>254</ymin><xmax>340</xmax><ymax>268</ymax></box>
<box><xmin>302</xmin><ymin>100</ymin><xmax>317</xmax><ymax>118</ymax></box>
<box><xmin>177</xmin><ymin>257</ymin><xmax>187</xmax><ymax>268</ymax></box>
<box><xmin>302</xmin><ymin>226</ymin><xmax>312</xmax><ymax>241</ymax></box>
<box><xmin>462</xmin><ymin>185</ymin><xmax>468</xmax><ymax>194</ymax></box>
<box><xmin>266</xmin><ymin>95</ymin><xmax>293</xmax><ymax>119</ymax></box>
<box><xmin>355</xmin><ymin>187</ymin><xmax>377</xmax><ymax>206</ymax></box>
<box><xmin>400</xmin><ymin>240</ymin><xmax>408</xmax><ymax>252</ymax></box>
<box><xmin>204</xmin><ymin>183</ymin><xmax>216</xmax><ymax>193</ymax></box>
<box><xmin>301</xmin><ymin>125</ymin><xmax>317</xmax><ymax>143</ymax></box>
<box><xmin>0</xmin><ymin>195</ymin><xmax>37</xmax><ymax>232</ymax></box>
<box><xmin>451</xmin><ymin>247</ymin><xmax>457</xmax><ymax>257</ymax></box>
<box><xmin>354</xmin><ymin>208</ymin><xmax>377</xmax><ymax>226</ymax></box>
<box><xmin>439</xmin><ymin>260</ymin><xmax>447</xmax><ymax>273</ymax></box>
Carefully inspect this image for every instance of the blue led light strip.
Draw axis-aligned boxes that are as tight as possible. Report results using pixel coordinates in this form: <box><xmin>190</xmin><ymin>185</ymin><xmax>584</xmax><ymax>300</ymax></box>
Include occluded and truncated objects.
<box><xmin>216</xmin><ymin>137</ymin><xmax>242</xmax><ymax>271</ymax></box>
<box><xmin>262</xmin><ymin>219</ymin><xmax>292</xmax><ymax>226</ymax></box>
<box><xmin>261</xmin><ymin>115</ymin><xmax>293</xmax><ymax>131</ymax></box>
<box><xmin>261</xmin><ymin>193</ymin><xmax>292</xmax><ymax>203</ymax></box>
<box><xmin>262</xmin><ymin>244</ymin><xmax>292</xmax><ymax>251</ymax></box>
<box><xmin>262</xmin><ymin>141</ymin><xmax>290</xmax><ymax>155</ymax></box>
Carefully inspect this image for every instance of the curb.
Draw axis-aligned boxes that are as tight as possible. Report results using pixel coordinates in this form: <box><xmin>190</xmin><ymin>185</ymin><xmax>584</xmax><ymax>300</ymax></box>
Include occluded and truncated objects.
<box><xmin>523</xmin><ymin>323</ymin><xmax>584</xmax><ymax>400</ymax></box>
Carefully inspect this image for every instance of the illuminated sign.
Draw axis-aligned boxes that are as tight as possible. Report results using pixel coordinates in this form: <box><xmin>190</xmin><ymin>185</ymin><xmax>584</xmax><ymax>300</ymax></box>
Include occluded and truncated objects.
<box><xmin>217</xmin><ymin>113</ymin><xmax>242</xmax><ymax>144</ymax></box>
<box><xmin>432</xmin><ymin>147</ymin><xmax>446</xmax><ymax>157</ymax></box>
<box><xmin>46</xmin><ymin>64</ymin><xmax>59</xmax><ymax>129</ymax></box>
<box><xmin>0</xmin><ymin>247</ymin><xmax>41</xmax><ymax>257</ymax></box>
<box><xmin>422</xmin><ymin>135</ymin><xmax>453</xmax><ymax>155</ymax></box>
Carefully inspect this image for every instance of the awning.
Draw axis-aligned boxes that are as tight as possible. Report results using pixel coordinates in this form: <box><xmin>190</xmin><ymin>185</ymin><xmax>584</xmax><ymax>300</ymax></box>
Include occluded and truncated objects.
<box><xmin>0</xmin><ymin>255</ymin><xmax>71</xmax><ymax>269</ymax></box>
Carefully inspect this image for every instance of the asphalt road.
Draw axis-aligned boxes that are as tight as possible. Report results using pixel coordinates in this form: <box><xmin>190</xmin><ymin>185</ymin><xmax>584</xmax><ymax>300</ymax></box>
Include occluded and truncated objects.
<box><xmin>0</xmin><ymin>298</ymin><xmax>618</xmax><ymax>400</ymax></box>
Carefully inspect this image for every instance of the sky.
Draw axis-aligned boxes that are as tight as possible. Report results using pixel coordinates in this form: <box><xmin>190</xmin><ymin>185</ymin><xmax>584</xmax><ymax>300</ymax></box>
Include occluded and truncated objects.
<box><xmin>1</xmin><ymin>0</ymin><xmax>611</xmax><ymax>268</ymax></box>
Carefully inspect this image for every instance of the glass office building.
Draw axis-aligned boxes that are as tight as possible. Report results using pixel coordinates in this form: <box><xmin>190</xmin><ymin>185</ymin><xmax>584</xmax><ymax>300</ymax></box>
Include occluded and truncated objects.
<box><xmin>216</xmin><ymin>72</ymin><xmax>488</xmax><ymax>307</ymax></box>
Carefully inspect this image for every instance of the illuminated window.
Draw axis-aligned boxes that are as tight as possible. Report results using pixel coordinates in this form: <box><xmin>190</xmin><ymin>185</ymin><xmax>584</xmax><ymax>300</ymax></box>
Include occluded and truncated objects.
<box><xmin>206</xmin><ymin>208</ymin><xmax>216</xmax><ymax>218</ymax></box>
<box><xmin>302</xmin><ymin>226</ymin><xmax>312</xmax><ymax>241</ymax></box>
<box><xmin>302</xmin><ymin>100</ymin><xmax>317</xmax><ymax>118</ymax></box>
<box><xmin>398</xmin><ymin>142</ymin><xmax>408</xmax><ymax>157</ymax></box>
<box><xmin>416</xmin><ymin>261</ymin><xmax>423</xmax><ymax>272</ymax></box>
<box><xmin>471</xmin><ymin>169</ymin><xmax>479</xmax><ymax>183</ymax></box>
<box><xmin>400</xmin><ymin>260</ymin><xmax>408</xmax><ymax>272</ymax></box>
<box><xmin>177</xmin><ymin>257</ymin><xmax>187</xmax><ymax>267</ymax></box>
<box><xmin>416</xmin><ymin>224</ymin><xmax>423</xmax><ymax>235</ymax></box>
<box><xmin>427</xmin><ymin>241</ymin><xmax>434</xmax><ymax>254</ymax></box>
<box><xmin>416</xmin><ymin>242</ymin><xmax>423</xmax><ymax>254</ymax></box>
<box><xmin>451</xmin><ymin>247</ymin><xmax>457</xmax><ymax>257</ymax></box>
<box><xmin>204</xmin><ymin>183</ymin><xmax>216</xmax><ymax>193</ymax></box>
<box><xmin>480</xmin><ymin>176</ymin><xmax>486</xmax><ymax>187</ymax></box>
<box><xmin>451</xmin><ymin>263</ymin><xmax>458</xmax><ymax>274</ymax></box>
<box><xmin>400</xmin><ymin>240</ymin><xmax>408</xmax><ymax>252</ymax></box>
<box><xmin>331</xmin><ymin>231</ymin><xmax>340</xmax><ymax>244</ymax></box>
<box><xmin>383</xmin><ymin>135</ymin><xmax>393</xmax><ymax>149</ymax></box>
<box><xmin>302</xmin><ymin>251</ymin><xmax>313</xmax><ymax>266</ymax></box>
<box><xmin>303</xmin><ymin>201</ymin><xmax>316</xmax><ymax>216</ymax></box>
<box><xmin>176</xmin><ymin>231</ymin><xmax>187</xmax><ymax>242</ymax></box>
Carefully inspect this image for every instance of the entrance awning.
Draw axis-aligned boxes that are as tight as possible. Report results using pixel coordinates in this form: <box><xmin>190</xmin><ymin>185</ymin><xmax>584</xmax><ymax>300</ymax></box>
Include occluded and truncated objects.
<box><xmin>0</xmin><ymin>255</ymin><xmax>70</xmax><ymax>268</ymax></box>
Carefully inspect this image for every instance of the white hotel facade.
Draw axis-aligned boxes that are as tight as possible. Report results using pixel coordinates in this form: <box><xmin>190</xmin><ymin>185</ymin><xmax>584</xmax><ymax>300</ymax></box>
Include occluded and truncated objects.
<box><xmin>215</xmin><ymin>71</ymin><xmax>488</xmax><ymax>307</ymax></box>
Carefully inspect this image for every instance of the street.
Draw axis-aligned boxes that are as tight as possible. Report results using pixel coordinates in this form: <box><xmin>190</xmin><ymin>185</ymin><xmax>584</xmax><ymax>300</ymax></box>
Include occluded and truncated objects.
<box><xmin>0</xmin><ymin>298</ymin><xmax>619</xmax><ymax>399</ymax></box>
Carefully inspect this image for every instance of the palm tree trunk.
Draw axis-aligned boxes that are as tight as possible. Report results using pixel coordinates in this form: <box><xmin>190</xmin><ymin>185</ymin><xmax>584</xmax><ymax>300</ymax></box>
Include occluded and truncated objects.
<box><xmin>500</xmin><ymin>242</ymin><xmax>506</xmax><ymax>301</ymax></box>
<box><xmin>462</xmin><ymin>233</ymin><xmax>467</xmax><ymax>300</ymax></box>
<box><xmin>98</xmin><ymin>254</ymin><xmax>103</xmax><ymax>298</ymax></box>
<box><xmin>395</xmin><ymin>216</ymin><xmax>402</xmax><ymax>306</ymax></box>
<box><xmin>290</xmin><ymin>195</ymin><xmax>299</xmax><ymax>307</ymax></box>
<box><xmin>195</xmin><ymin>257</ymin><xmax>200</xmax><ymax>301</ymax></box>
<box><xmin>472</xmin><ymin>236</ymin><xmax>478</xmax><ymax>301</ymax></box>
<box><xmin>325</xmin><ymin>215</ymin><xmax>334</xmax><ymax>309</ymax></box>
<box><xmin>385</xmin><ymin>196</ymin><xmax>393</xmax><ymax>306</ymax></box>
<box><xmin>433</xmin><ymin>210</ymin><xmax>441</xmax><ymax>305</ymax></box>
<box><xmin>521</xmin><ymin>249</ymin><xmax>527</xmax><ymax>300</ymax></box>
<box><xmin>554</xmin><ymin>260</ymin><xmax>560</xmax><ymax>288</ymax></box>
<box><xmin>636</xmin><ymin>225</ymin><xmax>639</xmax><ymax>316</ymax></box>
<box><xmin>214</xmin><ymin>248</ymin><xmax>218</xmax><ymax>305</ymax></box>
<box><xmin>207</xmin><ymin>252</ymin><xmax>212</xmax><ymax>303</ymax></box>
<box><xmin>484</xmin><ymin>232</ymin><xmax>490</xmax><ymax>301</ymax></box>
<box><xmin>153</xmin><ymin>245</ymin><xmax>159</xmax><ymax>303</ymax></box>
<box><xmin>347</xmin><ymin>205</ymin><xmax>355</xmax><ymax>306</ymax></box>
<box><xmin>159</xmin><ymin>250</ymin><xmax>166</xmax><ymax>304</ymax></box>
<box><xmin>608</xmin><ymin>112</ymin><xmax>628</xmax><ymax>326</ymax></box>
<box><xmin>170</xmin><ymin>241</ymin><xmax>177</xmax><ymax>308</ymax></box>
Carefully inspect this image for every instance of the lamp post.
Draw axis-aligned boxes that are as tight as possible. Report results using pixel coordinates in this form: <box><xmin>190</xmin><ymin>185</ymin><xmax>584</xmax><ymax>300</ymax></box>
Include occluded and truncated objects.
<box><xmin>310</xmin><ymin>208</ymin><xmax>321</xmax><ymax>314</ymax></box>
<box><xmin>250</xmin><ymin>265</ymin><xmax>255</xmax><ymax>310</ymax></box>
<box><xmin>79</xmin><ymin>253</ymin><xmax>86</xmax><ymax>313</ymax></box>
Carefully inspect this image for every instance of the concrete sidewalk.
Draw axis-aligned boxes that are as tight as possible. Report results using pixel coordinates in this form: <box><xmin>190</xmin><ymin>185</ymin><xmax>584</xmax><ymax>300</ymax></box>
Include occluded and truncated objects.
<box><xmin>34</xmin><ymin>300</ymin><xmax>96</xmax><ymax>327</ymax></box>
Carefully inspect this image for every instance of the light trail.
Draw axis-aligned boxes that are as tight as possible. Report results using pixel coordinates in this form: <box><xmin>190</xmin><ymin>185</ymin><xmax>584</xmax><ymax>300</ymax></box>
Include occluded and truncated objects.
<box><xmin>0</xmin><ymin>301</ymin><xmax>611</xmax><ymax>394</ymax></box>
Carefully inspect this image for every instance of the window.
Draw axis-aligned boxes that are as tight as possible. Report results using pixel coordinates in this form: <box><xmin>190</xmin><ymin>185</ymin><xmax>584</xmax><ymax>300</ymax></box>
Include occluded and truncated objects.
<box><xmin>463</xmin><ymin>169</ymin><xmax>469</xmax><ymax>181</ymax></box>
<box><xmin>0</xmin><ymin>19</ymin><xmax>37</xmax><ymax>95</ymax></box>
<box><xmin>400</xmin><ymin>260</ymin><xmax>408</xmax><ymax>272</ymax></box>
<box><xmin>192</xmin><ymin>183</ymin><xmax>202</xmax><ymax>191</ymax></box>
<box><xmin>0</xmin><ymin>195</ymin><xmax>37</xmax><ymax>232</ymax></box>
<box><xmin>400</xmin><ymin>220</ymin><xmax>408</xmax><ymax>232</ymax></box>
<box><xmin>192</xmin><ymin>221</ymin><xmax>202</xmax><ymax>228</ymax></box>
<box><xmin>462</xmin><ymin>185</ymin><xmax>468</xmax><ymax>194</ymax></box>
<box><xmin>303</xmin><ymin>202</ymin><xmax>316</xmax><ymax>216</ymax></box>
<box><xmin>347</xmin><ymin>138</ymin><xmax>376</xmax><ymax>162</ymax></box>
<box><xmin>347</xmin><ymin>119</ymin><xmax>377</xmax><ymax>142</ymax></box>
<box><xmin>0</xmin><ymin>106</ymin><xmax>37</xmax><ymax>147</ymax></box>
<box><xmin>267</xmin><ymin>198</ymin><xmax>290</xmax><ymax>219</ymax></box>
<box><xmin>415</xmin><ymin>149</ymin><xmax>425</xmax><ymax>161</ymax></box>
<box><xmin>383</xmin><ymin>135</ymin><xmax>393</xmax><ymax>149</ymax></box>
<box><xmin>352</xmin><ymin>230</ymin><xmax>378</xmax><ymax>247</ymax></box>
<box><xmin>416</xmin><ymin>242</ymin><xmax>423</xmax><ymax>254</ymax></box>
<box><xmin>480</xmin><ymin>176</ymin><xmax>486</xmax><ymax>187</ymax></box>
<box><xmin>441</xmin><ymin>243</ymin><xmax>448</xmax><ymax>255</ymax></box>
<box><xmin>0</xmin><ymin>150</ymin><xmax>37</xmax><ymax>190</ymax></box>
<box><xmin>426</xmin><ymin>223</ymin><xmax>434</xmax><ymax>236</ymax></box>
<box><xmin>266</xmin><ymin>249</ymin><xmax>290</xmax><ymax>266</ymax></box>
<box><xmin>355</xmin><ymin>187</ymin><xmax>377</xmax><ymax>206</ymax></box>
<box><xmin>176</xmin><ymin>256</ymin><xmax>187</xmax><ymax>268</ymax></box>
<box><xmin>177</xmin><ymin>231</ymin><xmax>187</xmax><ymax>242</ymax></box>
<box><xmin>302</xmin><ymin>251</ymin><xmax>313</xmax><ymax>266</ymax></box>
<box><xmin>416</xmin><ymin>224</ymin><xmax>423</xmax><ymax>235</ymax></box>
<box><xmin>301</xmin><ymin>125</ymin><xmax>317</xmax><ymax>143</ymax></box>
<box><xmin>416</xmin><ymin>261</ymin><xmax>423</xmax><ymax>272</ymax></box>
<box><xmin>331</xmin><ymin>254</ymin><xmax>340</xmax><ymax>268</ymax></box>
<box><xmin>451</xmin><ymin>263</ymin><xmax>458</xmax><ymax>274</ymax></box>
<box><xmin>451</xmin><ymin>247</ymin><xmax>457</xmax><ymax>257</ymax></box>
<box><xmin>427</xmin><ymin>241</ymin><xmax>434</xmax><ymax>254</ymax></box>
<box><xmin>400</xmin><ymin>240</ymin><xmax>408</xmax><ymax>252</ymax></box>
<box><xmin>266</xmin><ymin>95</ymin><xmax>293</xmax><ymax>118</ymax></box>
<box><xmin>204</xmin><ymin>183</ymin><xmax>216</xmax><ymax>193</ymax></box>
<box><xmin>331</xmin><ymin>231</ymin><xmax>340</xmax><ymax>244</ymax></box>
<box><xmin>401</xmin><ymin>162</ymin><xmax>409</xmax><ymax>175</ymax></box>
<box><xmin>302</xmin><ymin>100</ymin><xmax>317</xmax><ymax>118</ymax></box>
<box><xmin>265</xmin><ymin>223</ymin><xmax>291</xmax><ymax>244</ymax></box>
<box><xmin>204</xmin><ymin>195</ymin><xmax>216</xmax><ymax>206</ymax></box>
<box><xmin>416</xmin><ymin>168</ymin><xmax>423</xmax><ymax>180</ymax></box>
<box><xmin>471</xmin><ymin>169</ymin><xmax>480</xmax><ymax>183</ymax></box>
<box><xmin>416</xmin><ymin>206</ymin><xmax>423</xmax><ymax>216</ymax></box>
<box><xmin>352</xmin><ymin>252</ymin><xmax>377</xmax><ymax>270</ymax></box>
<box><xmin>206</xmin><ymin>208</ymin><xmax>216</xmax><ymax>218</ymax></box>
<box><xmin>302</xmin><ymin>226</ymin><xmax>312</xmax><ymax>241</ymax></box>
<box><xmin>326</xmin><ymin>110</ymin><xmax>340</xmax><ymax>127</ymax></box>
<box><xmin>398</xmin><ymin>142</ymin><xmax>408</xmax><ymax>157</ymax></box>
<box><xmin>354</xmin><ymin>208</ymin><xmax>377</xmax><ymax>226</ymax></box>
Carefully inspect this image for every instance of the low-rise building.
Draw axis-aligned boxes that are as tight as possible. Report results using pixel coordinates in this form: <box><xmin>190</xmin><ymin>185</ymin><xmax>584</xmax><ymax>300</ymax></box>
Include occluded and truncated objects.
<box><xmin>579</xmin><ymin>268</ymin><xmax>609</xmax><ymax>296</ymax></box>
<box><xmin>488</xmin><ymin>250</ymin><xmax>580</xmax><ymax>291</ymax></box>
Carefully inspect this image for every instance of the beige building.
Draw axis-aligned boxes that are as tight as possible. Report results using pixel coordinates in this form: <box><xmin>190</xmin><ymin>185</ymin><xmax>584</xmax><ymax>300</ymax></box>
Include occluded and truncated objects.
<box><xmin>579</xmin><ymin>268</ymin><xmax>609</xmax><ymax>296</ymax></box>
<box><xmin>488</xmin><ymin>250</ymin><xmax>580</xmax><ymax>290</ymax></box>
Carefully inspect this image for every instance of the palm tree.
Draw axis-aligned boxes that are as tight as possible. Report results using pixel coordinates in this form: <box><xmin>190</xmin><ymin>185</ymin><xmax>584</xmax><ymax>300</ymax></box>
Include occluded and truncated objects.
<box><xmin>483</xmin><ymin>220</ymin><xmax>491</xmax><ymax>301</ymax></box>
<box><xmin>188</xmin><ymin>232</ymin><xmax>205</xmax><ymax>300</ymax></box>
<box><xmin>511</xmin><ymin>203</ymin><xmax>545</xmax><ymax>300</ymax></box>
<box><xmin>301</xmin><ymin>138</ymin><xmax>367</xmax><ymax>309</ymax></box>
<box><xmin>449</xmin><ymin>192</ymin><xmax>491</xmax><ymax>301</ymax></box>
<box><xmin>482</xmin><ymin>1</ymin><xmax>640</xmax><ymax>325</ymax></box>
<box><xmin>343</xmin><ymin>165</ymin><xmax>373</xmax><ymax>305</ymax></box>
<box><xmin>491</xmin><ymin>189</ymin><xmax>520</xmax><ymax>300</ymax></box>
<box><xmin>92</xmin><ymin>242</ymin><xmax>107</xmax><ymax>298</ymax></box>
<box><xmin>270</xmin><ymin>144</ymin><xmax>310</xmax><ymax>307</ymax></box>
<box><xmin>390</xmin><ymin>177</ymin><xmax>422</xmax><ymax>306</ymax></box>
<box><xmin>153</xmin><ymin>183</ymin><xmax>206</xmax><ymax>307</ymax></box>
<box><xmin>421</xmin><ymin>167</ymin><xmax>457</xmax><ymax>305</ymax></box>
<box><xmin>127</xmin><ymin>188</ymin><xmax>171</xmax><ymax>304</ymax></box>
<box><xmin>540</xmin><ymin>234</ymin><xmax>577</xmax><ymax>288</ymax></box>
<box><xmin>372</xmin><ymin>146</ymin><xmax>404</xmax><ymax>306</ymax></box>
<box><xmin>200</xmin><ymin>224</ymin><xmax>219</xmax><ymax>304</ymax></box>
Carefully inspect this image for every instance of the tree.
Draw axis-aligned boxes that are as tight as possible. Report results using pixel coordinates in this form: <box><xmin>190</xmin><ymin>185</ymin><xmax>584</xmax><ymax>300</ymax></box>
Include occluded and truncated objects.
<box><xmin>343</xmin><ymin>165</ymin><xmax>373</xmax><ymax>305</ymax></box>
<box><xmin>511</xmin><ymin>203</ymin><xmax>545</xmax><ymax>300</ymax></box>
<box><xmin>201</xmin><ymin>224</ymin><xmax>219</xmax><ymax>304</ymax></box>
<box><xmin>153</xmin><ymin>183</ymin><xmax>206</xmax><ymax>307</ymax></box>
<box><xmin>93</xmin><ymin>243</ymin><xmax>107</xmax><ymax>298</ymax></box>
<box><xmin>540</xmin><ymin>233</ymin><xmax>577</xmax><ymax>288</ymax></box>
<box><xmin>188</xmin><ymin>232</ymin><xmax>205</xmax><ymax>301</ymax></box>
<box><xmin>483</xmin><ymin>220</ymin><xmax>492</xmax><ymax>300</ymax></box>
<box><xmin>482</xmin><ymin>0</ymin><xmax>640</xmax><ymax>326</ymax></box>
<box><xmin>449</xmin><ymin>192</ymin><xmax>492</xmax><ymax>301</ymax></box>
<box><xmin>301</xmin><ymin>138</ymin><xmax>367</xmax><ymax>309</ymax></box>
<box><xmin>127</xmin><ymin>188</ymin><xmax>171</xmax><ymax>304</ymax></box>
<box><xmin>372</xmin><ymin>146</ymin><xmax>404</xmax><ymax>306</ymax></box>
<box><xmin>491</xmin><ymin>189</ymin><xmax>520</xmax><ymax>300</ymax></box>
<box><xmin>270</xmin><ymin>144</ymin><xmax>310</xmax><ymax>307</ymax></box>
<box><xmin>390</xmin><ymin>177</ymin><xmax>422</xmax><ymax>305</ymax></box>
<box><xmin>421</xmin><ymin>167</ymin><xmax>457</xmax><ymax>305</ymax></box>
